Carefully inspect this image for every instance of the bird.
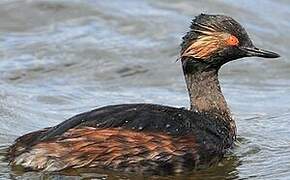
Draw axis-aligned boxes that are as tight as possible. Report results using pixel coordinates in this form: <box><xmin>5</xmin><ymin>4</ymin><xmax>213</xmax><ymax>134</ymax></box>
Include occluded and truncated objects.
<box><xmin>8</xmin><ymin>14</ymin><xmax>280</xmax><ymax>175</ymax></box>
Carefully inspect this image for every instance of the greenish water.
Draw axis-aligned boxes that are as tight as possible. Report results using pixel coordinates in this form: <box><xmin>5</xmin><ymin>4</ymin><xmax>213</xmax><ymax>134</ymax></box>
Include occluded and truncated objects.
<box><xmin>0</xmin><ymin>0</ymin><xmax>289</xmax><ymax>179</ymax></box>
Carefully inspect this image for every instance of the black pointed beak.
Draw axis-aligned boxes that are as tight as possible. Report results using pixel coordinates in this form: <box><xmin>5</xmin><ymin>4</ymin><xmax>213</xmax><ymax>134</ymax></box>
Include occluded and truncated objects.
<box><xmin>240</xmin><ymin>46</ymin><xmax>280</xmax><ymax>58</ymax></box>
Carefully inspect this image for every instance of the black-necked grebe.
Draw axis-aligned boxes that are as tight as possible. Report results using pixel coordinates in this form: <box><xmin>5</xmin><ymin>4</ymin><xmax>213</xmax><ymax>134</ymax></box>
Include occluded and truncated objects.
<box><xmin>8</xmin><ymin>14</ymin><xmax>280</xmax><ymax>174</ymax></box>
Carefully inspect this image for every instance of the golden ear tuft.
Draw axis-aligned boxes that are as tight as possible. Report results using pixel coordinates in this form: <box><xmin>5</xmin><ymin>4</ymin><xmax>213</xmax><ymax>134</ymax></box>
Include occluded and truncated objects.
<box><xmin>181</xmin><ymin>35</ymin><xmax>220</xmax><ymax>60</ymax></box>
<box><xmin>180</xmin><ymin>32</ymin><xmax>239</xmax><ymax>60</ymax></box>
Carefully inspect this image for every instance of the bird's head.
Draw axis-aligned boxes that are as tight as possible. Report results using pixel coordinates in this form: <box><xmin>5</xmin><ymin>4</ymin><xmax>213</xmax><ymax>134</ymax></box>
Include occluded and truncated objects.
<box><xmin>181</xmin><ymin>14</ymin><xmax>280</xmax><ymax>72</ymax></box>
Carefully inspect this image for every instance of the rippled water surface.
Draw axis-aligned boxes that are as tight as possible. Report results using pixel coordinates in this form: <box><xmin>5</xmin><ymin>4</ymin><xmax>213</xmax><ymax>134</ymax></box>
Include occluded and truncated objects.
<box><xmin>0</xmin><ymin>0</ymin><xmax>289</xmax><ymax>179</ymax></box>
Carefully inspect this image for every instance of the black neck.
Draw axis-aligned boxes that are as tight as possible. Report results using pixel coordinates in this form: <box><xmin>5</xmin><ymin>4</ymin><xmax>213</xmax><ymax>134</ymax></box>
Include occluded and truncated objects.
<box><xmin>182</xmin><ymin>60</ymin><xmax>236</xmax><ymax>138</ymax></box>
<box><xmin>182</xmin><ymin>60</ymin><xmax>231</xmax><ymax>117</ymax></box>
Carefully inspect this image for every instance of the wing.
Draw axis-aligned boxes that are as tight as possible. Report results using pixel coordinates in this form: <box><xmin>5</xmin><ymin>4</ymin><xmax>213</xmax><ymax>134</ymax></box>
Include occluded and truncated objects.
<box><xmin>9</xmin><ymin>103</ymin><xmax>233</xmax><ymax>173</ymax></box>
<box><xmin>9</xmin><ymin>104</ymin><xmax>194</xmax><ymax>158</ymax></box>
<box><xmin>10</xmin><ymin>103</ymin><xmax>231</xmax><ymax>149</ymax></box>
<box><xmin>38</xmin><ymin>104</ymin><xmax>194</xmax><ymax>141</ymax></box>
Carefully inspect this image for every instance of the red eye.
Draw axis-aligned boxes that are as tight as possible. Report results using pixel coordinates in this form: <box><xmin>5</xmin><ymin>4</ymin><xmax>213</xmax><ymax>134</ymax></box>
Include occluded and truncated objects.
<box><xmin>226</xmin><ymin>35</ymin><xmax>239</xmax><ymax>46</ymax></box>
